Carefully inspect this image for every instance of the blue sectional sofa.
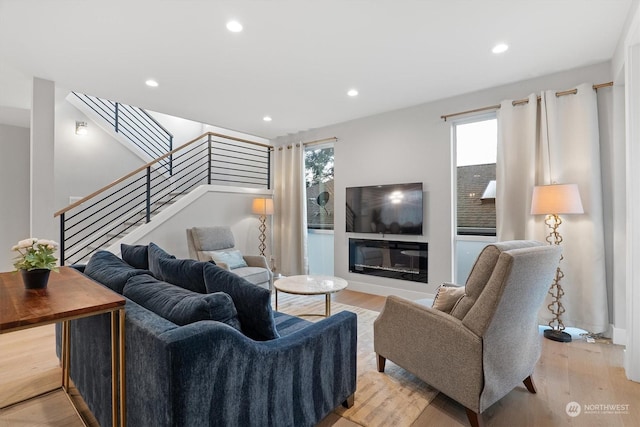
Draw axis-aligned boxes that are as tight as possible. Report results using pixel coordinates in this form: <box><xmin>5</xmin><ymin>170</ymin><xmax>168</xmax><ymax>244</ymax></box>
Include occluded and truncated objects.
<box><xmin>58</xmin><ymin>243</ymin><xmax>357</xmax><ymax>427</ymax></box>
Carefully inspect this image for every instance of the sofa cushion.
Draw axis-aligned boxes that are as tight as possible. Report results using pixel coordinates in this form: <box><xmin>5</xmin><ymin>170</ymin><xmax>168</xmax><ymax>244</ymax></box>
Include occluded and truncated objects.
<box><xmin>84</xmin><ymin>250</ymin><xmax>152</xmax><ymax>294</ymax></box>
<box><xmin>203</xmin><ymin>263</ymin><xmax>279</xmax><ymax>340</ymax></box>
<box><xmin>147</xmin><ymin>242</ymin><xmax>176</xmax><ymax>276</ymax></box>
<box><xmin>123</xmin><ymin>274</ymin><xmax>242</xmax><ymax>331</ymax></box>
<box><xmin>154</xmin><ymin>257</ymin><xmax>209</xmax><ymax>294</ymax></box>
<box><xmin>202</xmin><ymin>249</ymin><xmax>248</xmax><ymax>269</ymax></box>
<box><xmin>121</xmin><ymin>244</ymin><xmax>149</xmax><ymax>269</ymax></box>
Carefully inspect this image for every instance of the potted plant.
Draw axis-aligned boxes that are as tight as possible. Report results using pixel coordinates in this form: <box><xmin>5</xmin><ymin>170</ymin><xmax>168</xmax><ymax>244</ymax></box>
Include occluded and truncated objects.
<box><xmin>12</xmin><ymin>238</ymin><xmax>59</xmax><ymax>289</ymax></box>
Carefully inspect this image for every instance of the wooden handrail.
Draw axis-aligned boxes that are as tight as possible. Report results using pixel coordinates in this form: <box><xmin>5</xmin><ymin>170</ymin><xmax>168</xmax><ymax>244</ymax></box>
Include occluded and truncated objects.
<box><xmin>54</xmin><ymin>132</ymin><xmax>273</xmax><ymax>217</ymax></box>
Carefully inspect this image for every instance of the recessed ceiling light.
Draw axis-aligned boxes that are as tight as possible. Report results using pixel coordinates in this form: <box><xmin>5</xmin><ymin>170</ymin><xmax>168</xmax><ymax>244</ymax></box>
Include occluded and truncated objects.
<box><xmin>347</xmin><ymin>89</ymin><xmax>359</xmax><ymax>97</ymax></box>
<box><xmin>263</xmin><ymin>116</ymin><xmax>272</xmax><ymax>122</ymax></box>
<box><xmin>226</xmin><ymin>20</ymin><xmax>243</xmax><ymax>33</ymax></box>
<box><xmin>492</xmin><ymin>43</ymin><xmax>509</xmax><ymax>54</ymax></box>
<box><xmin>145</xmin><ymin>79</ymin><xmax>159</xmax><ymax>87</ymax></box>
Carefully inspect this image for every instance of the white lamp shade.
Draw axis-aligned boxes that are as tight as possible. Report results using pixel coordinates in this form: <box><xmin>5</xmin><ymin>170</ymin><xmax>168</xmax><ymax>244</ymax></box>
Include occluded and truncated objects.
<box><xmin>531</xmin><ymin>184</ymin><xmax>584</xmax><ymax>215</ymax></box>
<box><xmin>252</xmin><ymin>198</ymin><xmax>274</xmax><ymax>215</ymax></box>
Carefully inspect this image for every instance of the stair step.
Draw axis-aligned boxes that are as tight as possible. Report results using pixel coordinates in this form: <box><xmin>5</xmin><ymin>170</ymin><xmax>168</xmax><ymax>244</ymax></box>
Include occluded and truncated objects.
<box><xmin>152</xmin><ymin>199</ymin><xmax>176</xmax><ymax>207</ymax></box>
<box><xmin>106</xmin><ymin>232</ymin><xmax>127</xmax><ymax>239</ymax></box>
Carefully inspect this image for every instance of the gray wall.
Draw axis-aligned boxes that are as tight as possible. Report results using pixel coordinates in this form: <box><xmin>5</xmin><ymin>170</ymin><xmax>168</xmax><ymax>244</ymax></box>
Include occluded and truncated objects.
<box><xmin>274</xmin><ymin>62</ymin><xmax>617</xmax><ymax>302</ymax></box>
<box><xmin>0</xmin><ymin>124</ymin><xmax>30</xmax><ymax>271</ymax></box>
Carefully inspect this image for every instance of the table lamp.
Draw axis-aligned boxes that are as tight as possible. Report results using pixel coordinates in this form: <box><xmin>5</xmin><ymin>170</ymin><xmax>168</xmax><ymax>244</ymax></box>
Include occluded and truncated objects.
<box><xmin>530</xmin><ymin>183</ymin><xmax>583</xmax><ymax>342</ymax></box>
<box><xmin>252</xmin><ymin>197</ymin><xmax>274</xmax><ymax>257</ymax></box>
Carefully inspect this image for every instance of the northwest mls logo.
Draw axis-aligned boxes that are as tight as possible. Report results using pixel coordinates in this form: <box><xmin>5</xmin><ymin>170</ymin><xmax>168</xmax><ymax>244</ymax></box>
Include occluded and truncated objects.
<box><xmin>565</xmin><ymin>401</ymin><xmax>631</xmax><ymax>417</ymax></box>
<box><xmin>566</xmin><ymin>401</ymin><xmax>581</xmax><ymax>417</ymax></box>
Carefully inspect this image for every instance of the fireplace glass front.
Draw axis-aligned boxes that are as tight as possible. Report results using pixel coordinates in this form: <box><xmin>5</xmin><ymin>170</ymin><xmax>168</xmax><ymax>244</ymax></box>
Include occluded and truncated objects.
<box><xmin>348</xmin><ymin>238</ymin><xmax>428</xmax><ymax>283</ymax></box>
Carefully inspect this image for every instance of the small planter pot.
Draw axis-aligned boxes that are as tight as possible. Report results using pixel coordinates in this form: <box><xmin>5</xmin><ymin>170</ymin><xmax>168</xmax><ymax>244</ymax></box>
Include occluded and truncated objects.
<box><xmin>21</xmin><ymin>268</ymin><xmax>51</xmax><ymax>289</ymax></box>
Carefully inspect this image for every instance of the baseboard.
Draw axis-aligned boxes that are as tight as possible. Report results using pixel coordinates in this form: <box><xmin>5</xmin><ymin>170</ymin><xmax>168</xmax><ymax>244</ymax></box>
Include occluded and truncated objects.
<box><xmin>612</xmin><ymin>325</ymin><xmax>627</xmax><ymax>346</ymax></box>
<box><xmin>346</xmin><ymin>280</ymin><xmax>432</xmax><ymax>301</ymax></box>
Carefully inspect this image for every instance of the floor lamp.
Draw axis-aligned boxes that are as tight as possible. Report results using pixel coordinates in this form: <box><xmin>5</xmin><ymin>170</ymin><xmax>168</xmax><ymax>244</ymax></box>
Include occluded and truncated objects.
<box><xmin>252</xmin><ymin>197</ymin><xmax>274</xmax><ymax>257</ymax></box>
<box><xmin>531</xmin><ymin>183</ymin><xmax>584</xmax><ymax>343</ymax></box>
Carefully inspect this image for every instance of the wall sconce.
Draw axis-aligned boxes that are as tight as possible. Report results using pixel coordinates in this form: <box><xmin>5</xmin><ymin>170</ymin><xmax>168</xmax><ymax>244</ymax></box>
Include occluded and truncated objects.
<box><xmin>75</xmin><ymin>121</ymin><xmax>88</xmax><ymax>135</ymax></box>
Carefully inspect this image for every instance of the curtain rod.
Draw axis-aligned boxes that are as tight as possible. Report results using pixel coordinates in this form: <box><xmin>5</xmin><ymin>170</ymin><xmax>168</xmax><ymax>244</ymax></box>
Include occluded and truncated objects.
<box><xmin>303</xmin><ymin>136</ymin><xmax>338</xmax><ymax>146</ymax></box>
<box><xmin>440</xmin><ymin>81</ymin><xmax>613</xmax><ymax>121</ymax></box>
<box><xmin>276</xmin><ymin>136</ymin><xmax>338</xmax><ymax>151</ymax></box>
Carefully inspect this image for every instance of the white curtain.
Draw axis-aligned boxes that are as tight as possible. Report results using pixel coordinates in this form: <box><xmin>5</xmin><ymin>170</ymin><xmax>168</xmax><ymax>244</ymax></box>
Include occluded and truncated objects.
<box><xmin>497</xmin><ymin>83</ymin><xmax>608</xmax><ymax>333</ymax></box>
<box><xmin>273</xmin><ymin>142</ymin><xmax>308</xmax><ymax>276</ymax></box>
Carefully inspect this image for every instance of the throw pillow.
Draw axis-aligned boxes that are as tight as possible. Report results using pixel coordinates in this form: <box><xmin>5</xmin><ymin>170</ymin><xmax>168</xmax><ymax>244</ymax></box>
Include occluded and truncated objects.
<box><xmin>155</xmin><ymin>256</ymin><xmax>209</xmax><ymax>294</ymax></box>
<box><xmin>121</xmin><ymin>244</ymin><xmax>149</xmax><ymax>269</ymax></box>
<box><xmin>123</xmin><ymin>274</ymin><xmax>242</xmax><ymax>331</ymax></box>
<box><xmin>203</xmin><ymin>249</ymin><xmax>248</xmax><ymax>269</ymax></box>
<box><xmin>147</xmin><ymin>242</ymin><xmax>176</xmax><ymax>277</ymax></box>
<box><xmin>203</xmin><ymin>263</ymin><xmax>279</xmax><ymax>340</ymax></box>
<box><xmin>84</xmin><ymin>250</ymin><xmax>152</xmax><ymax>294</ymax></box>
<box><xmin>432</xmin><ymin>284</ymin><xmax>466</xmax><ymax>313</ymax></box>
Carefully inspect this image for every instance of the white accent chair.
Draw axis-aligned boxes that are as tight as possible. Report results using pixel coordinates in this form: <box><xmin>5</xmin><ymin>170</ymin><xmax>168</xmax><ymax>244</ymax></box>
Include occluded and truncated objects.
<box><xmin>186</xmin><ymin>226</ymin><xmax>273</xmax><ymax>290</ymax></box>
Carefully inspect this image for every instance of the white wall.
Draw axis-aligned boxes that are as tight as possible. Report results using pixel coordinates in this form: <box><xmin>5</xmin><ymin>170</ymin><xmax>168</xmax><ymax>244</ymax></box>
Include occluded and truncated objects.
<box><xmin>54</xmin><ymin>90</ymin><xmax>145</xmax><ymax>210</ymax></box>
<box><xmin>146</xmin><ymin>110</ymin><xmax>207</xmax><ymax>148</ymax></box>
<box><xmin>31</xmin><ymin>78</ymin><xmax>56</xmax><ymax>241</ymax></box>
<box><xmin>620</xmin><ymin>0</ymin><xmax>640</xmax><ymax>380</ymax></box>
<box><xmin>0</xmin><ymin>124</ymin><xmax>30</xmax><ymax>272</ymax></box>
<box><xmin>110</xmin><ymin>186</ymin><xmax>273</xmax><ymax>260</ymax></box>
<box><xmin>274</xmin><ymin>62</ymin><xmax>615</xmax><ymax>301</ymax></box>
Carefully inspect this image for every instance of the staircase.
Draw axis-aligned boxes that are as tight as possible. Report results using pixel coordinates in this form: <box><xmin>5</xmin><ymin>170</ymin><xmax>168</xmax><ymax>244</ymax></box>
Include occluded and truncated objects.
<box><xmin>55</xmin><ymin>131</ymin><xmax>272</xmax><ymax>265</ymax></box>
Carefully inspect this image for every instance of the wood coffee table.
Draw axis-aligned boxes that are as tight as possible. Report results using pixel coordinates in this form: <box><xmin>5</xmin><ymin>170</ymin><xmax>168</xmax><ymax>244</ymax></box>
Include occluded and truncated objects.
<box><xmin>0</xmin><ymin>267</ymin><xmax>126</xmax><ymax>427</ymax></box>
<box><xmin>274</xmin><ymin>275</ymin><xmax>348</xmax><ymax>317</ymax></box>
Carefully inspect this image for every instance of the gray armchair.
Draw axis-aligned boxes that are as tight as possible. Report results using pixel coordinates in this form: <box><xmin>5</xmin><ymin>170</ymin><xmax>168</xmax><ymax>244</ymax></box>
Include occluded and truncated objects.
<box><xmin>374</xmin><ymin>241</ymin><xmax>562</xmax><ymax>427</ymax></box>
<box><xmin>186</xmin><ymin>226</ymin><xmax>273</xmax><ymax>290</ymax></box>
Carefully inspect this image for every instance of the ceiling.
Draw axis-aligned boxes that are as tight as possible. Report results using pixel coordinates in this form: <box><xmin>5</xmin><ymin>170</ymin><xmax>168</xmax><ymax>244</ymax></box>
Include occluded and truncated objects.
<box><xmin>0</xmin><ymin>0</ymin><xmax>634</xmax><ymax>139</ymax></box>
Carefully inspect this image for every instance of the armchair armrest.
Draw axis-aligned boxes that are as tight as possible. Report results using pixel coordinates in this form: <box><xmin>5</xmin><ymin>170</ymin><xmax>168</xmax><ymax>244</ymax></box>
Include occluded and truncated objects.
<box><xmin>243</xmin><ymin>255</ymin><xmax>270</xmax><ymax>269</ymax></box>
<box><xmin>374</xmin><ymin>295</ymin><xmax>483</xmax><ymax>411</ymax></box>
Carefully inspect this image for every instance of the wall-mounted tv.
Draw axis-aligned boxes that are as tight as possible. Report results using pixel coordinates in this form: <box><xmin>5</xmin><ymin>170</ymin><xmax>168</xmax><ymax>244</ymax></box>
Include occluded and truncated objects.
<box><xmin>346</xmin><ymin>182</ymin><xmax>423</xmax><ymax>235</ymax></box>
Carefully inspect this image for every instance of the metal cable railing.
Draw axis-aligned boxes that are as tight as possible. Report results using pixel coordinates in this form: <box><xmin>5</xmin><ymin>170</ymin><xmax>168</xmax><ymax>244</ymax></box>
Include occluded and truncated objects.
<box><xmin>72</xmin><ymin>92</ymin><xmax>174</xmax><ymax>174</ymax></box>
<box><xmin>55</xmin><ymin>132</ymin><xmax>272</xmax><ymax>265</ymax></box>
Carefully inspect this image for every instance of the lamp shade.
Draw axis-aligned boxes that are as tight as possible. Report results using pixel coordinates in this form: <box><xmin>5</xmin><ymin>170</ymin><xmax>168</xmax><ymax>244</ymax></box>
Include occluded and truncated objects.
<box><xmin>252</xmin><ymin>198</ymin><xmax>274</xmax><ymax>215</ymax></box>
<box><xmin>530</xmin><ymin>184</ymin><xmax>584</xmax><ymax>215</ymax></box>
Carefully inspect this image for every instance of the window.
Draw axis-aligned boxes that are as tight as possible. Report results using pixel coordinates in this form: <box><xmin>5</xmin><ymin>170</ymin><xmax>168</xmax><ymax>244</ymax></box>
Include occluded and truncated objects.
<box><xmin>454</xmin><ymin>116</ymin><xmax>497</xmax><ymax>236</ymax></box>
<box><xmin>305</xmin><ymin>144</ymin><xmax>334</xmax><ymax>230</ymax></box>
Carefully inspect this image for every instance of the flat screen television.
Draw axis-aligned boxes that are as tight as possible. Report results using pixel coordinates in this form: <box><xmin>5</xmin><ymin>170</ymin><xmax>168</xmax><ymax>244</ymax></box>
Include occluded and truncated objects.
<box><xmin>346</xmin><ymin>182</ymin><xmax>423</xmax><ymax>235</ymax></box>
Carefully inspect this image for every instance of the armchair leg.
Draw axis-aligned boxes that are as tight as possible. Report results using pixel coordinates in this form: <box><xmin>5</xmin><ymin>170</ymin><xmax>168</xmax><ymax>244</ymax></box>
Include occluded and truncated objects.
<box><xmin>523</xmin><ymin>375</ymin><xmax>537</xmax><ymax>393</ymax></box>
<box><xmin>342</xmin><ymin>393</ymin><xmax>355</xmax><ymax>408</ymax></box>
<box><xmin>376</xmin><ymin>354</ymin><xmax>386</xmax><ymax>373</ymax></box>
<box><xmin>465</xmin><ymin>408</ymin><xmax>484</xmax><ymax>427</ymax></box>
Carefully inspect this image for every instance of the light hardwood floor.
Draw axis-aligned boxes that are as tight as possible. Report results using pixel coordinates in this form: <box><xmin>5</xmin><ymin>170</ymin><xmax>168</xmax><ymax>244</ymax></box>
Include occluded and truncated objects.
<box><xmin>329</xmin><ymin>290</ymin><xmax>640</xmax><ymax>427</ymax></box>
<box><xmin>2</xmin><ymin>289</ymin><xmax>640</xmax><ymax>426</ymax></box>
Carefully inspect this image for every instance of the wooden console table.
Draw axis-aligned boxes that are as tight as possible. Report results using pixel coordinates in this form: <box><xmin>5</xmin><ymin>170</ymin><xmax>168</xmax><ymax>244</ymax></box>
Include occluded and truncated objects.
<box><xmin>0</xmin><ymin>267</ymin><xmax>126</xmax><ymax>426</ymax></box>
